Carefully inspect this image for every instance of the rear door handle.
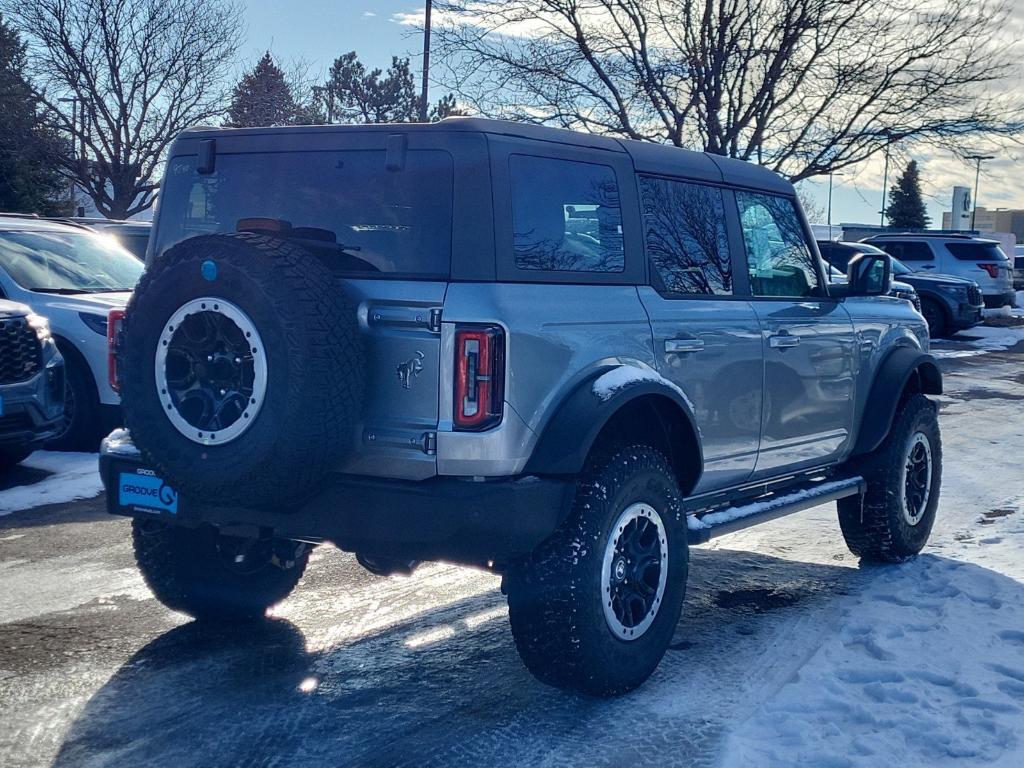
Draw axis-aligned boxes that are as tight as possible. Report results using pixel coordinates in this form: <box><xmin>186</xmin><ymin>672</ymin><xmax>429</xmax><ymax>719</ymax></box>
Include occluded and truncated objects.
<box><xmin>665</xmin><ymin>338</ymin><xmax>704</xmax><ymax>354</ymax></box>
<box><xmin>768</xmin><ymin>333</ymin><xmax>801</xmax><ymax>349</ymax></box>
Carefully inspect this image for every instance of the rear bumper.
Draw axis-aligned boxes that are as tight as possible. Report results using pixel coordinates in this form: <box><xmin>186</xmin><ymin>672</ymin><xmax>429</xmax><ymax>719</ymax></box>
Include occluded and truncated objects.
<box><xmin>983</xmin><ymin>291</ymin><xmax>1017</xmax><ymax>309</ymax></box>
<box><xmin>100</xmin><ymin>436</ymin><xmax>574</xmax><ymax>565</ymax></box>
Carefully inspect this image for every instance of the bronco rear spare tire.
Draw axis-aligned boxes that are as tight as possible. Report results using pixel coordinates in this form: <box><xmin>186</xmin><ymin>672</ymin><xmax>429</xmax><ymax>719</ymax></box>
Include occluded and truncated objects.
<box><xmin>120</xmin><ymin>232</ymin><xmax>364</xmax><ymax>508</ymax></box>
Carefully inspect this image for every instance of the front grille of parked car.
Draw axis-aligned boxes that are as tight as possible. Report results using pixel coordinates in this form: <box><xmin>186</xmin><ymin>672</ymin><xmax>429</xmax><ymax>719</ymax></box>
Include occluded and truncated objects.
<box><xmin>0</xmin><ymin>318</ymin><xmax>42</xmax><ymax>384</ymax></box>
<box><xmin>893</xmin><ymin>289</ymin><xmax>921</xmax><ymax>311</ymax></box>
<box><xmin>967</xmin><ymin>285</ymin><xmax>983</xmax><ymax>306</ymax></box>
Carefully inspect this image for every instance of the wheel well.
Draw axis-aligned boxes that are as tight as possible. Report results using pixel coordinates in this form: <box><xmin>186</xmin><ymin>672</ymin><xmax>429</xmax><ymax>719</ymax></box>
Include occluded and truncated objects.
<box><xmin>592</xmin><ymin>395</ymin><xmax>701</xmax><ymax>496</ymax></box>
<box><xmin>901</xmin><ymin>360</ymin><xmax>943</xmax><ymax>402</ymax></box>
<box><xmin>53</xmin><ymin>335</ymin><xmax>97</xmax><ymax>391</ymax></box>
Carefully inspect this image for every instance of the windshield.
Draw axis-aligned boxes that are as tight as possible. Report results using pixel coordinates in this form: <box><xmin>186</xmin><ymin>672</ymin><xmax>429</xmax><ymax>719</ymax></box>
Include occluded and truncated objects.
<box><xmin>155</xmin><ymin>149</ymin><xmax>454</xmax><ymax>278</ymax></box>
<box><xmin>0</xmin><ymin>230</ymin><xmax>144</xmax><ymax>293</ymax></box>
<box><xmin>891</xmin><ymin>258</ymin><xmax>912</xmax><ymax>275</ymax></box>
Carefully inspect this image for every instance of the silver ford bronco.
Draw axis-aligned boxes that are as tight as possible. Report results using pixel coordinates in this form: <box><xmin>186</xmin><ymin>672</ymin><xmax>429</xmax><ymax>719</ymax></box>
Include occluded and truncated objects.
<box><xmin>100</xmin><ymin>118</ymin><xmax>942</xmax><ymax>696</ymax></box>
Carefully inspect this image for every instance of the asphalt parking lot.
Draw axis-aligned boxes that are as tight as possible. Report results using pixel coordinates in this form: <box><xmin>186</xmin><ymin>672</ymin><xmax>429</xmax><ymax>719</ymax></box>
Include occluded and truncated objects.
<box><xmin>1</xmin><ymin>330</ymin><xmax>1023</xmax><ymax>768</ymax></box>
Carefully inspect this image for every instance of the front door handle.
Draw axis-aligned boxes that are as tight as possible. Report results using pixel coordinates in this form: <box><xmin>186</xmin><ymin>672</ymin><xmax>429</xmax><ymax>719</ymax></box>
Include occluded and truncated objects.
<box><xmin>665</xmin><ymin>338</ymin><xmax>705</xmax><ymax>354</ymax></box>
<box><xmin>768</xmin><ymin>333</ymin><xmax>801</xmax><ymax>349</ymax></box>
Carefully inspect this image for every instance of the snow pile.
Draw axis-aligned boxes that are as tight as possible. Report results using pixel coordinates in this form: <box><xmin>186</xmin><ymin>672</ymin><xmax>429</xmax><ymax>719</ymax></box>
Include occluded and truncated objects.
<box><xmin>0</xmin><ymin>452</ymin><xmax>103</xmax><ymax>515</ymax></box>
<box><xmin>592</xmin><ymin>365</ymin><xmax>691</xmax><ymax>406</ymax></box>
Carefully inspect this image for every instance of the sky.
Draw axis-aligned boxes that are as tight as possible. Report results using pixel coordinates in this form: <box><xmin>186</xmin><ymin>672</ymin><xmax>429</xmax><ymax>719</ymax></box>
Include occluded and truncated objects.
<box><xmin>243</xmin><ymin>1</ymin><xmax>1024</xmax><ymax>228</ymax></box>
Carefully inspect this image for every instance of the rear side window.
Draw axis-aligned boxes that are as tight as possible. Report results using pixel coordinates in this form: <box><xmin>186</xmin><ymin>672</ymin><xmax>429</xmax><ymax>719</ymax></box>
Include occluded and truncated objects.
<box><xmin>640</xmin><ymin>177</ymin><xmax>732</xmax><ymax>295</ymax></box>
<box><xmin>874</xmin><ymin>241</ymin><xmax>933</xmax><ymax>262</ymax></box>
<box><xmin>509</xmin><ymin>155</ymin><xmax>624</xmax><ymax>273</ymax></box>
<box><xmin>945</xmin><ymin>242</ymin><xmax>1008</xmax><ymax>261</ymax></box>
<box><xmin>155</xmin><ymin>150</ymin><xmax>454</xmax><ymax>278</ymax></box>
<box><xmin>736</xmin><ymin>192</ymin><xmax>820</xmax><ymax>298</ymax></box>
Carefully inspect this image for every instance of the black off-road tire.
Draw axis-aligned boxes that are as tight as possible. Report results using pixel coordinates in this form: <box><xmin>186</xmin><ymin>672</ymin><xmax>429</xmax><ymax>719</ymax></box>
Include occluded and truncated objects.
<box><xmin>919</xmin><ymin>297</ymin><xmax>948</xmax><ymax>339</ymax></box>
<box><xmin>0</xmin><ymin>447</ymin><xmax>32</xmax><ymax>472</ymax></box>
<box><xmin>132</xmin><ymin>519</ymin><xmax>310</xmax><ymax>621</ymax></box>
<box><xmin>838</xmin><ymin>394</ymin><xmax>941</xmax><ymax>562</ymax></box>
<box><xmin>506</xmin><ymin>445</ymin><xmax>688</xmax><ymax>697</ymax></box>
<box><xmin>120</xmin><ymin>232</ymin><xmax>364</xmax><ymax>508</ymax></box>
<box><xmin>45</xmin><ymin>342</ymin><xmax>101</xmax><ymax>452</ymax></box>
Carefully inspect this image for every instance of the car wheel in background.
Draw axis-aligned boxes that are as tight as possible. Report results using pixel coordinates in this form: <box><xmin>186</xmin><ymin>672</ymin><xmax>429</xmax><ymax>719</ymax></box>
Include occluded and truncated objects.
<box><xmin>0</xmin><ymin>447</ymin><xmax>32</xmax><ymax>472</ymax></box>
<box><xmin>45</xmin><ymin>343</ymin><xmax>101</xmax><ymax>452</ymax></box>
<box><xmin>919</xmin><ymin>297</ymin><xmax>948</xmax><ymax>339</ymax></box>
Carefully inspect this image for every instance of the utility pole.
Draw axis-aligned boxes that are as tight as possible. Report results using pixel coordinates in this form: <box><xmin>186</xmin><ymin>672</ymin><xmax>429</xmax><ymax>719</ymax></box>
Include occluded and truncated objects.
<box><xmin>879</xmin><ymin>142</ymin><xmax>891</xmax><ymax>227</ymax></box>
<box><xmin>827</xmin><ymin>171</ymin><xmax>844</xmax><ymax>232</ymax></box>
<box><xmin>419</xmin><ymin>0</ymin><xmax>432</xmax><ymax>122</ymax></box>
<box><xmin>57</xmin><ymin>96</ymin><xmax>78</xmax><ymax>209</ymax></box>
<box><xmin>965</xmin><ymin>154</ymin><xmax>994</xmax><ymax>231</ymax></box>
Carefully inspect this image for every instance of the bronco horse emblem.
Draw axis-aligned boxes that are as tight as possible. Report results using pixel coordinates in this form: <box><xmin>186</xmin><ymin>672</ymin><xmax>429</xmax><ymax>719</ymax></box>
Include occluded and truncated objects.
<box><xmin>397</xmin><ymin>351</ymin><xmax>425</xmax><ymax>390</ymax></box>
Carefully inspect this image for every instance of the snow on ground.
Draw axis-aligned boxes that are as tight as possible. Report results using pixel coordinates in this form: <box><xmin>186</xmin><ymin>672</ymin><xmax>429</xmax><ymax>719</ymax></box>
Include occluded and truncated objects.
<box><xmin>0</xmin><ymin>452</ymin><xmax>103</xmax><ymax>515</ymax></box>
<box><xmin>930</xmin><ymin>323</ymin><xmax>1024</xmax><ymax>359</ymax></box>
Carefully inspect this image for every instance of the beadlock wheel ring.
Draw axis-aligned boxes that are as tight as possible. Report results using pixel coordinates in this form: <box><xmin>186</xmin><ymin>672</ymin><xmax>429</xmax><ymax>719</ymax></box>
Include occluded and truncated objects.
<box><xmin>601</xmin><ymin>502</ymin><xmax>669</xmax><ymax>641</ymax></box>
<box><xmin>155</xmin><ymin>297</ymin><xmax>267</xmax><ymax>446</ymax></box>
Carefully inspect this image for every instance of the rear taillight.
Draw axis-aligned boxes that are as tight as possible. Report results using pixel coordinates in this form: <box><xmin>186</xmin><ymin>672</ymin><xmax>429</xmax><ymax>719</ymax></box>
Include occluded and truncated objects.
<box><xmin>107</xmin><ymin>308</ymin><xmax>126</xmax><ymax>392</ymax></box>
<box><xmin>454</xmin><ymin>325</ymin><xmax>505</xmax><ymax>431</ymax></box>
<box><xmin>978</xmin><ymin>263</ymin><xmax>1000</xmax><ymax>279</ymax></box>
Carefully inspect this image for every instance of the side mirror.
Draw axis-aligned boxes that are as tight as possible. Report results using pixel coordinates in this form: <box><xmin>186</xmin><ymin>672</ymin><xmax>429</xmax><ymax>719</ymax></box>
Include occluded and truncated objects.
<box><xmin>846</xmin><ymin>252</ymin><xmax>893</xmax><ymax>296</ymax></box>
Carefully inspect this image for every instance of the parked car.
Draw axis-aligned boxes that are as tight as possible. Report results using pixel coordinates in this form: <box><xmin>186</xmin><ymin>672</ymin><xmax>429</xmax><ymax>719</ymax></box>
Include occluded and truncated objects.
<box><xmin>0</xmin><ymin>215</ymin><xmax>143</xmax><ymax>449</ymax></box>
<box><xmin>823</xmin><ymin>258</ymin><xmax>920</xmax><ymax>311</ymax></box>
<box><xmin>1014</xmin><ymin>245</ymin><xmax>1024</xmax><ymax>291</ymax></box>
<box><xmin>862</xmin><ymin>232</ymin><xmax>1014</xmax><ymax>308</ymax></box>
<box><xmin>819</xmin><ymin>240</ymin><xmax>983</xmax><ymax>337</ymax></box>
<box><xmin>0</xmin><ymin>299</ymin><xmax>64</xmax><ymax>470</ymax></box>
<box><xmin>70</xmin><ymin>218</ymin><xmax>151</xmax><ymax>260</ymax></box>
<box><xmin>101</xmin><ymin>118</ymin><xmax>942</xmax><ymax>696</ymax></box>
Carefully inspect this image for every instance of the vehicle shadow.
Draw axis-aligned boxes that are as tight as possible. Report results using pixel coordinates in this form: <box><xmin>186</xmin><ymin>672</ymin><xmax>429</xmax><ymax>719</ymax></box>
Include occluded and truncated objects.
<box><xmin>50</xmin><ymin>548</ymin><xmax>1021</xmax><ymax>768</ymax></box>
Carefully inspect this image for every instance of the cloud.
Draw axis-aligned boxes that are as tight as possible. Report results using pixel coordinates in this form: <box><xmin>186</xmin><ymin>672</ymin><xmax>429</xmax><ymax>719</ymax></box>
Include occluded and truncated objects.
<box><xmin>363</xmin><ymin>10</ymin><xmax>376</xmax><ymax>18</ymax></box>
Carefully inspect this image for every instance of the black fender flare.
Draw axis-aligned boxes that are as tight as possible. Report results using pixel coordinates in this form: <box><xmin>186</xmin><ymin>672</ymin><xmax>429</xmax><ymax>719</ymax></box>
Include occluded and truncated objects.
<box><xmin>851</xmin><ymin>346</ymin><xmax>942</xmax><ymax>456</ymax></box>
<box><xmin>524</xmin><ymin>365</ymin><xmax>703</xmax><ymax>479</ymax></box>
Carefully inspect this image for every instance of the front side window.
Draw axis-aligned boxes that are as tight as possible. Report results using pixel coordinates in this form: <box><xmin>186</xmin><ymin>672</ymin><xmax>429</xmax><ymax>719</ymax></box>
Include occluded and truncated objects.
<box><xmin>510</xmin><ymin>155</ymin><xmax>624</xmax><ymax>273</ymax></box>
<box><xmin>155</xmin><ymin>150</ymin><xmax>454</xmax><ymax>278</ymax></box>
<box><xmin>640</xmin><ymin>177</ymin><xmax>732</xmax><ymax>296</ymax></box>
<box><xmin>736</xmin><ymin>192</ymin><xmax>820</xmax><ymax>298</ymax></box>
<box><xmin>874</xmin><ymin>241</ymin><xmax>934</xmax><ymax>262</ymax></box>
<box><xmin>0</xmin><ymin>230</ymin><xmax>143</xmax><ymax>293</ymax></box>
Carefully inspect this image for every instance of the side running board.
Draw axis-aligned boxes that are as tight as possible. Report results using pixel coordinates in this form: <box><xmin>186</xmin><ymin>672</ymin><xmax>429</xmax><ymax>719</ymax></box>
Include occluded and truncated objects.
<box><xmin>686</xmin><ymin>476</ymin><xmax>865</xmax><ymax>545</ymax></box>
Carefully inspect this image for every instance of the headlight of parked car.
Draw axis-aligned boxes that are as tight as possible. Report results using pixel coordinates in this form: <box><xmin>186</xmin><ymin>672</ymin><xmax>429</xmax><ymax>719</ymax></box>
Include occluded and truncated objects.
<box><xmin>27</xmin><ymin>313</ymin><xmax>52</xmax><ymax>341</ymax></box>
<box><xmin>79</xmin><ymin>312</ymin><xmax>109</xmax><ymax>336</ymax></box>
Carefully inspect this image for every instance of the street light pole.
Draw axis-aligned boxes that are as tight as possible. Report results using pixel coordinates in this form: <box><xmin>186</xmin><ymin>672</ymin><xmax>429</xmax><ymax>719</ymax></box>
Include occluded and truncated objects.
<box><xmin>965</xmin><ymin>154</ymin><xmax>994</xmax><ymax>231</ymax></box>
<box><xmin>880</xmin><ymin>143</ymin><xmax>891</xmax><ymax>227</ymax></box>
<box><xmin>57</xmin><ymin>97</ymin><xmax>78</xmax><ymax>209</ymax></box>
<box><xmin>419</xmin><ymin>0</ymin><xmax>432</xmax><ymax>122</ymax></box>
<box><xmin>827</xmin><ymin>171</ymin><xmax>844</xmax><ymax>232</ymax></box>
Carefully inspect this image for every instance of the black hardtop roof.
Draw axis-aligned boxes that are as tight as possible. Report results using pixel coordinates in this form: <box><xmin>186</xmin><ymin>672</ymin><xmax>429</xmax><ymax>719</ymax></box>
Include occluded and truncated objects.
<box><xmin>179</xmin><ymin>117</ymin><xmax>793</xmax><ymax>195</ymax></box>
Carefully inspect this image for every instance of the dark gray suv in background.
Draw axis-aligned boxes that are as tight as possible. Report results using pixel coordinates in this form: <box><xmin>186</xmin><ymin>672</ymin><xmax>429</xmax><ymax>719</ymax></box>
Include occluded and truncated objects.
<box><xmin>102</xmin><ymin>118</ymin><xmax>943</xmax><ymax>696</ymax></box>
<box><xmin>819</xmin><ymin>240</ymin><xmax>983</xmax><ymax>337</ymax></box>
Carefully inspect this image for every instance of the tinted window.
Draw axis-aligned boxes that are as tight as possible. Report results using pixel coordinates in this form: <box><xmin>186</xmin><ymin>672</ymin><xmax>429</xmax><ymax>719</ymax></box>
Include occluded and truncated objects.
<box><xmin>873</xmin><ymin>241</ymin><xmax>933</xmax><ymax>262</ymax></box>
<box><xmin>510</xmin><ymin>155</ymin><xmax>624</xmax><ymax>273</ymax></box>
<box><xmin>640</xmin><ymin>178</ymin><xmax>731</xmax><ymax>295</ymax></box>
<box><xmin>816</xmin><ymin>242</ymin><xmax>852</xmax><ymax>271</ymax></box>
<box><xmin>736</xmin><ymin>192</ymin><xmax>820</xmax><ymax>297</ymax></box>
<box><xmin>156</xmin><ymin>150</ymin><xmax>454</xmax><ymax>278</ymax></box>
<box><xmin>945</xmin><ymin>242</ymin><xmax>1008</xmax><ymax>261</ymax></box>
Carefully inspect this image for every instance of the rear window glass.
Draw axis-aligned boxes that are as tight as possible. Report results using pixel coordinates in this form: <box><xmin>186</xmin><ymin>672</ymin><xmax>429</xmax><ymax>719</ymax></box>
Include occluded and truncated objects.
<box><xmin>510</xmin><ymin>155</ymin><xmax>624</xmax><ymax>273</ymax></box>
<box><xmin>155</xmin><ymin>150</ymin><xmax>454</xmax><ymax>278</ymax></box>
<box><xmin>945</xmin><ymin>242</ymin><xmax>1008</xmax><ymax>261</ymax></box>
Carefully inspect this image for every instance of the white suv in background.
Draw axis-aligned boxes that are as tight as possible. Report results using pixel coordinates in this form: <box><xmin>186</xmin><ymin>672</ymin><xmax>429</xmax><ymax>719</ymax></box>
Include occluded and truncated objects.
<box><xmin>863</xmin><ymin>233</ymin><xmax>1015</xmax><ymax>308</ymax></box>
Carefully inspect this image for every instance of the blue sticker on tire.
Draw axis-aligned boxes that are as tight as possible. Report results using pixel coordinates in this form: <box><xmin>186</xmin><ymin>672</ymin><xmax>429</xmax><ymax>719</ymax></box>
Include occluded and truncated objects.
<box><xmin>119</xmin><ymin>471</ymin><xmax>178</xmax><ymax>514</ymax></box>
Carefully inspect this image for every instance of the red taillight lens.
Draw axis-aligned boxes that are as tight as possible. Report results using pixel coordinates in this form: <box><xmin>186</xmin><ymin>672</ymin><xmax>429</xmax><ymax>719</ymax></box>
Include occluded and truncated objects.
<box><xmin>978</xmin><ymin>263</ymin><xmax>1000</xmax><ymax>279</ymax></box>
<box><xmin>107</xmin><ymin>308</ymin><xmax>126</xmax><ymax>392</ymax></box>
<box><xmin>454</xmin><ymin>325</ymin><xmax>505</xmax><ymax>431</ymax></box>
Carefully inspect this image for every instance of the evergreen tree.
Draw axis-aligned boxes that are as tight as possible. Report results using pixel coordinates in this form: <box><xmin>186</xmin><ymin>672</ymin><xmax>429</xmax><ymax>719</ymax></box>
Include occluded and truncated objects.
<box><xmin>225</xmin><ymin>52</ymin><xmax>301</xmax><ymax>128</ymax></box>
<box><xmin>885</xmin><ymin>160</ymin><xmax>931</xmax><ymax>229</ymax></box>
<box><xmin>0</xmin><ymin>14</ymin><xmax>69</xmax><ymax>215</ymax></box>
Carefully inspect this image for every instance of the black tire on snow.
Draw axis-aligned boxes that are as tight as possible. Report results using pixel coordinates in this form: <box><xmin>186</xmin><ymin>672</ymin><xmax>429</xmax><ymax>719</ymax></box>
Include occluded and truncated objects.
<box><xmin>120</xmin><ymin>232</ymin><xmax>364</xmax><ymax>508</ymax></box>
<box><xmin>838</xmin><ymin>393</ymin><xmax>941</xmax><ymax>562</ymax></box>
<box><xmin>132</xmin><ymin>519</ymin><xmax>310</xmax><ymax>621</ymax></box>
<box><xmin>919</xmin><ymin>297</ymin><xmax>948</xmax><ymax>339</ymax></box>
<box><xmin>506</xmin><ymin>445</ymin><xmax>688</xmax><ymax>697</ymax></box>
<box><xmin>45</xmin><ymin>342</ymin><xmax>101</xmax><ymax>451</ymax></box>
